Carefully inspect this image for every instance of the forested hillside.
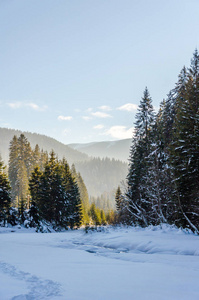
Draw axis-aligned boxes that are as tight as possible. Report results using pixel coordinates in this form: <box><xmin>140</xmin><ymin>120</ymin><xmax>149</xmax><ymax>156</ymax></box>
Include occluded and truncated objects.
<box><xmin>0</xmin><ymin>128</ymin><xmax>128</xmax><ymax>201</ymax></box>
<box><xmin>69</xmin><ymin>139</ymin><xmax>131</xmax><ymax>162</ymax></box>
<box><xmin>0</xmin><ymin>128</ymin><xmax>88</xmax><ymax>165</ymax></box>
<box><xmin>75</xmin><ymin>158</ymin><xmax>128</xmax><ymax>197</ymax></box>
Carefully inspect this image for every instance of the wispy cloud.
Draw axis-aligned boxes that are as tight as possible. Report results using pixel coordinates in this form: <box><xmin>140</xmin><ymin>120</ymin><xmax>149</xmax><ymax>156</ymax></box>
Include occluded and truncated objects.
<box><xmin>26</xmin><ymin>103</ymin><xmax>47</xmax><ymax>111</ymax></box>
<box><xmin>91</xmin><ymin>111</ymin><xmax>112</xmax><ymax>118</ymax></box>
<box><xmin>58</xmin><ymin>115</ymin><xmax>73</xmax><ymax>121</ymax></box>
<box><xmin>93</xmin><ymin>124</ymin><xmax>104</xmax><ymax>130</ymax></box>
<box><xmin>98</xmin><ymin>105</ymin><xmax>111</xmax><ymax>111</ymax></box>
<box><xmin>117</xmin><ymin>103</ymin><xmax>138</xmax><ymax>112</ymax></box>
<box><xmin>104</xmin><ymin>125</ymin><xmax>134</xmax><ymax>139</ymax></box>
<box><xmin>82</xmin><ymin>116</ymin><xmax>92</xmax><ymax>121</ymax></box>
<box><xmin>7</xmin><ymin>101</ymin><xmax>47</xmax><ymax>111</ymax></box>
<box><xmin>8</xmin><ymin>102</ymin><xmax>22</xmax><ymax>109</ymax></box>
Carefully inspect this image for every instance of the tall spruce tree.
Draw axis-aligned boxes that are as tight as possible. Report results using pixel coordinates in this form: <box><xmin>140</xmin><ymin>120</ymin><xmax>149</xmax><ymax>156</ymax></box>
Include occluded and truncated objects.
<box><xmin>71</xmin><ymin>164</ymin><xmax>89</xmax><ymax>224</ymax></box>
<box><xmin>89</xmin><ymin>203</ymin><xmax>101</xmax><ymax>226</ymax></box>
<box><xmin>170</xmin><ymin>51</ymin><xmax>199</xmax><ymax>231</ymax></box>
<box><xmin>9</xmin><ymin>134</ymin><xmax>33</xmax><ymax>207</ymax></box>
<box><xmin>0</xmin><ymin>157</ymin><xmax>11</xmax><ymax>225</ymax></box>
<box><xmin>29</xmin><ymin>166</ymin><xmax>42</xmax><ymax>226</ymax></box>
<box><xmin>8</xmin><ymin>135</ymin><xmax>19</xmax><ymax>204</ymax></box>
<box><xmin>126</xmin><ymin>88</ymin><xmax>155</xmax><ymax>226</ymax></box>
<box><xmin>115</xmin><ymin>186</ymin><xmax>128</xmax><ymax>224</ymax></box>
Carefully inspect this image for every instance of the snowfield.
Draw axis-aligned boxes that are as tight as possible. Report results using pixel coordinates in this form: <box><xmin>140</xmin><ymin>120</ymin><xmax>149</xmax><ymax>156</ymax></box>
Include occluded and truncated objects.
<box><xmin>0</xmin><ymin>225</ymin><xmax>199</xmax><ymax>300</ymax></box>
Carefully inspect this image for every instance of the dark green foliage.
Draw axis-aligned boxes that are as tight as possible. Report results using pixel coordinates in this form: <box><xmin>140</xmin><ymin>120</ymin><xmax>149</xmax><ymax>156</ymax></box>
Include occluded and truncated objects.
<box><xmin>71</xmin><ymin>164</ymin><xmax>90</xmax><ymax>224</ymax></box>
<box><xmin>29</xmin><ymin>152</ymin><xmax>83</xmax><ymax>229</ymax></box>
<box><xmin>0</xmin><ymin>157</ymin><xmax>11</xmax><ymax>225</ymax></box>
<box><xmin>115</xmin><ymin>186</ymin><xmax>123</xmax><ymax>211</ymax></box>
<box><xmin>18</xmin><ymin>197</ymin><xmax>26</xmax><ymax>224</ymax></box>
<box><xmin>7</xmin><ymin>134</ymin><xmax>85</xmax><ymax>229</ymax></box>
<box><xmin>29</xmin><ymin>166</ymin><xmax>42</xmax><ymax>226</ymax></box>
<box><xmin>8</xmin><ymin>134</ymin><xmax>47</xmax><ymax>208</ymax></box>
<box><xmin>126</xmin><ymin>88</ymin><xmax>155</xmax><ymax>226</ymax></box>
<box><xmin>169</xmin><ymin>50</ymin><xmax>199</xmax><ymax>230</ymax></box>
<box><xmin>124</xmin><ymin>51</ymin><xmax>199</xmax><ymax>233</ymax></box>
<box><xmin>115</xmin><ymin>186</ymin><xmax>129</xmax><ymax>224</ymax></box>
<box><xmin>8</xmin><ymin>135</ymin><xmax>19</xmax><ymax>204</ymax></box>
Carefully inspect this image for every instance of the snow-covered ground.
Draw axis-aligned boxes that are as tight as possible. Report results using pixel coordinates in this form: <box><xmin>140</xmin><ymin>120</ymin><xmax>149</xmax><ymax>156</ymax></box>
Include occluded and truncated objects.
<box><xmin>0</xmin><ymin>225</ymin><xmax>199</xmax><ymax>300</ymax></box>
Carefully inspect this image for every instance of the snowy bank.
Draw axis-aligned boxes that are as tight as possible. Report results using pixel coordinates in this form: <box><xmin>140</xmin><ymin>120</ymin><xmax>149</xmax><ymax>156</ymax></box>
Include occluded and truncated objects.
<box><xmin>0</xmin><ymin>225</ymin><xmax>199</xmax><ymax>300</ymax></box>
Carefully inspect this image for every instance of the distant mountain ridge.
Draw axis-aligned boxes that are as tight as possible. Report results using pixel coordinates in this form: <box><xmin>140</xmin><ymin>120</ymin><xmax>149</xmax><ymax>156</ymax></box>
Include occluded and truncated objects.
<box><xmin>0</xmin><ymin>127</ymin><xmax>88</xmax><ymax>165</ymax></box>
<box><xmin>0</xmin><ymin>127</ymin><xmax>129</xmax><ymax>200</ymax></box>
<box><xmin>68</xmin><ymin>139</ymin><xmax>132</xmax><ymax>162</ymax></box>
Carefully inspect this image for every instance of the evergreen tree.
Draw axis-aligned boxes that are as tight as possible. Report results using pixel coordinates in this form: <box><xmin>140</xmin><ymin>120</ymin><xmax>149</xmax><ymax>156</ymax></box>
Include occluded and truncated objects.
<box><xmin>18</xmin><ymin>134</ymin><xmax>33</xmax><ymax>178</ymax></box>
<box><xmin>0</xmin><ymin>157</ymin><xmax>11</xmax><ymax>225</ymax></box>
<box><xmin>170</xmin><ymin>51</ymin><xmax>199</xmax><ymax>231</ymax></box>
<box><xmin>89</xmin><ymin>203</ymin><xmax>101</xmax><ymax>226</ymax></box>
<box><xmin>71</xmin><ymin>164</ymin><xmax>90</xmax><ymax>224</ymax></box>
<box><xmin>100</xmin><ymin>209</ymin><xmax>106</xmax><ymax>225</ymax></box>
<box><xmin>8</xmin><ymin>135</ymin><xmax>19</xmax><ymax>204</ymax></box>
<box><xmin>16</xmin><ymin>160</ymin><xmax>29</xmax><ymax>210</ymax></box>
<box><xmin>29</xmin><ymin>166</ymin><xmax>42</xmax><ymax>225</ymax></box>
<box><xmin>115</xmin><ymin>186</ymin><xmax>129</xmax><ymax>224</ymax></box>
<box><xmin>115</xmin><ymin>186</ymin><xmax>123</xmax><ymax>212</ymax></box>
<box><xmin>38</xmin><ymin>151</ymin><xmax>62</xmax><ymax>225</ymax></box>
<box><xmin>64</xmin><ymin>163</ymin><xmax>83</xmax><ymax>228</ymax></box>
<box><xmin>9</xmin><ymin>134</ymin><xmax>34</xmax><ymax>206</ymax></box>
<box><xmin>33</xmin><ymin>144</ymin><xmax>41</xmax><ymax>168</ymax></box>
<box><xmin>29</xmin><ymin>153</ymin><xmax>83</xmax><ymax>229</ymax></box>
<box><xmin>126</xmin><ymin>88</ymin><xmax>155</xmax><ymax>226</ymax></box>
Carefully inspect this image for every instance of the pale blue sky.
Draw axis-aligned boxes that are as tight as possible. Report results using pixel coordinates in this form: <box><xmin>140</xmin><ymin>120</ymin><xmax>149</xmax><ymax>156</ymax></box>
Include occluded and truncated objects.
<box><xmin>0</xmin><ymin>0</ymin><xmax>199</xmax><ymax>144</ymax></box>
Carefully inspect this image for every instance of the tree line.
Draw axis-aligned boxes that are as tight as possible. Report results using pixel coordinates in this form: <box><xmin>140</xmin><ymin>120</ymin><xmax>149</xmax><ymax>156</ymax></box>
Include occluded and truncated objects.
<box><xmin>0</xmin><ymin>134</ymin><xmax>110</xmax><ymax>230</ymax></box>
<box><xmin>116</xmin><ymin>50</ymin><xmax>199</xmax><ymax>233</ymax></box>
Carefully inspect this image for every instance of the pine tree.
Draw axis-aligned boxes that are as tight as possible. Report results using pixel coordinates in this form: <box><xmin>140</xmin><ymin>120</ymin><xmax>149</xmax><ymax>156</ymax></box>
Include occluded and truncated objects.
<box><xmin>29</xmin><ymin>153</ymin><xmax>83</xmax><ymax>229</ymax></box>
<box><xmin>115</xmin><ymin>186</ymin><xmax>123</xmax><ymax>212</ymax></box>
<box><xmin>100</xmin><ymin>209</ymin><xmax>106</xmax><ymax>225</ymax></box>
<box><xmin>71</xmin><ymin>164</ymin><xmax>90</xmax><ymax>224</ymax></box>
<box><xmin>18</xmin><ymin>134</ymin><xmax>33</xmax><ymax>178</ymax></box>
<box><xmin>8</xmin><ymin>135</ymin><xmax>19</xmax><ymax>204</ymax></box>
<box><xmin>64</xmin><ymin>165</ymin><xmax>83</xmax><ymax>229</ymax></box>
<box><xmin>0</xmin><ymin>157</ymin><xmax>11</xmax><ymax>225</ymax></box>
<box><xmin>126</xmin><ymin>88</ymin><xmax>155</xmax><ymax>226</ymax></box>
<box><xmin>33</xmin><ymin>144</ymin><xmax>41</xmax><ymax>168</ymax></box>
<box><xmin>115</xmin><ymin>186</ymin><xmax>129</xmax><ymax>224</ymax></box>
<box><xmin>170</xmin><ymin>51</ymin><xmax>199</xmax><ymax>231</ymax></box>
<box><xmin>38</xmin><ymin>151</ymin><xmax>61</xmax><ymax>224</ymax></box>
<box><xmin>9</xmin><ymin>134</ymin><xmax>34</xmax><ymax>207</ymax></box>
<box><xmin>16</xmin><ymin>160</ymin><xmax>29</xmax><ymax>210</ymax></box>
<box><xmin>29</xmin><ymin>166</ymin><xmax>42</xmax><ymax>226</ymax></box>
<box><xmin>89</xmin><ymin>203</ymin><xmax>101</xmax><ymax>226</ymax></box>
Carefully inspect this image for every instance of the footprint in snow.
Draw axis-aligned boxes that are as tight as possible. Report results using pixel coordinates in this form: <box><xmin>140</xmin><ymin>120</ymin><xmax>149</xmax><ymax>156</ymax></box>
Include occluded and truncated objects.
<box><xmin>0</xmin><ymin>261</ymin><xmax>62</xmax><ymax>300</ymax></box>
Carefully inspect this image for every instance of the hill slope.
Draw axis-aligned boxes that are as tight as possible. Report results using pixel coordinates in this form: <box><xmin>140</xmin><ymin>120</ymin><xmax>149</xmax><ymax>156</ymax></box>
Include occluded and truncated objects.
<box><xmin>68</xmin><ymin>139</ymin><xmax>132</xmax><ymax>162</ymax></box>
<box><xmin>0</xmin><ymin>128</ymin><xmax>128</xmax><ymax>199</ymax></box>
<box><xmin>0</xmin><ymin>127</ymin><xmax>88</xmax><ymax>165</ymax></box>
